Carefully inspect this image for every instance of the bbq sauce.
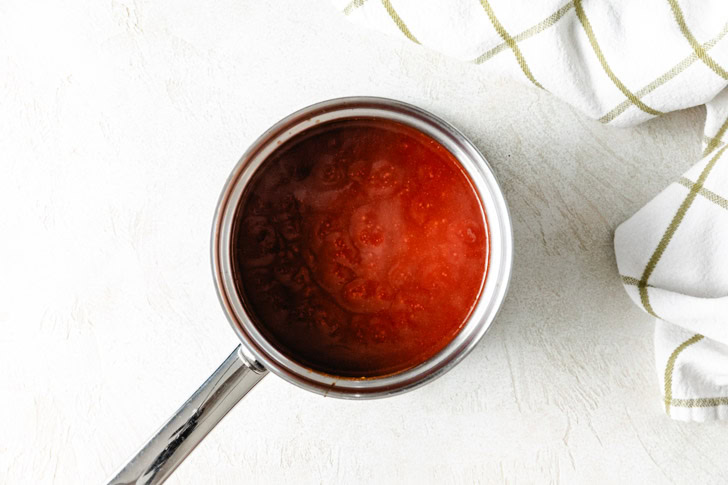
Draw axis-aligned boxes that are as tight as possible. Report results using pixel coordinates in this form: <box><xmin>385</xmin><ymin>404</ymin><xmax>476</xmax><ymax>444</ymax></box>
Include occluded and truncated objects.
<box><xmin>232</xmin><ymin>119</ymin><xmax>487</xmax><ymax>377</ymax></box>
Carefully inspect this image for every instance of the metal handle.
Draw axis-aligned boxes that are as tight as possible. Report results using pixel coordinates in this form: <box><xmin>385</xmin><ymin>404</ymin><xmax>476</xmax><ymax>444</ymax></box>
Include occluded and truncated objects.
<box><xmin>107</xmin><ymin>345</ymin><xmax>268</xmax><ymax>485</ymax></box>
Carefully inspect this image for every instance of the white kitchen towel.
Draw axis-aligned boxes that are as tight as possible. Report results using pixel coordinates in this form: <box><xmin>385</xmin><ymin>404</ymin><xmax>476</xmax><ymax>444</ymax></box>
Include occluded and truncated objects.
<box><xmin>333</xmin><ymin>0</ymin><xmax>728</xmax><ymax>421</ymax></box>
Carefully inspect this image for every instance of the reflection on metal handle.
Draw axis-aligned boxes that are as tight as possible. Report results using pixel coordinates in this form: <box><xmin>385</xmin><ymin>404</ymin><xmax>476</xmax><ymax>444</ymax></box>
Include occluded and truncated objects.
<box><xmin>107</xmin><ymin>345</ymin><xmax>267</xmax><ymax>485</ymax></box>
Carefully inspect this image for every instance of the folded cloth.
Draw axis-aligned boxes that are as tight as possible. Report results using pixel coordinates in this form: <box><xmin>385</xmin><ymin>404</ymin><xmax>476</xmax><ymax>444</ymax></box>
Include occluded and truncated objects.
<box><xmin>333</xmin><ymin>0</ymin><xmax>728</xmax><ymax>421</ymax></box>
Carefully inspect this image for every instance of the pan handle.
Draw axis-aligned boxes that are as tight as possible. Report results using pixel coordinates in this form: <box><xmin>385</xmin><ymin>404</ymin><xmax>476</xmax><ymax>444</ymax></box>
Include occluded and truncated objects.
<box><xmin>107</xmin><ymin>345</ymin><xmax>267</xmax><ymax>485</ymax></box>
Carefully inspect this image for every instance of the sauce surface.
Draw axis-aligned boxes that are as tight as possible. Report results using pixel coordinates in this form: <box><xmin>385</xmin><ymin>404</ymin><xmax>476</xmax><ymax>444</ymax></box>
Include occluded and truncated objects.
<box><xmin>232</xmin><ymin>119</ymin><xmax>487</xmax><ymax>377</ymax></box>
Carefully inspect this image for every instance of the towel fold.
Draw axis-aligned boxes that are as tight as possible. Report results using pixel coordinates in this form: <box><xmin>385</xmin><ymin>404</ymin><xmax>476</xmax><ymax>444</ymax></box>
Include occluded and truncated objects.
<box><xmin>333</xmin><ymin>0</ymin><xmax>728</xmax><ymax>421</ymax></box>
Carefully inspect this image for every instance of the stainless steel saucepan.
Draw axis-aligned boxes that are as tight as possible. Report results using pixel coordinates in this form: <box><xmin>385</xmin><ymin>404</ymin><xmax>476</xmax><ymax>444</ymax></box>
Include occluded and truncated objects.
<box><xmin>107</xmin><ymin>97</ymin><xmax>513</xmax><ymax>485</ymax></box>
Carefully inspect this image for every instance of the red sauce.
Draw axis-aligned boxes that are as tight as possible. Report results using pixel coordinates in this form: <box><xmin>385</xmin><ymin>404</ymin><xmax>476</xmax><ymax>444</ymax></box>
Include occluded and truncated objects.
<box><xmin>232</xmin><ymin>118</ymin><xmax>487</xmax><ymax>377</ymax></box>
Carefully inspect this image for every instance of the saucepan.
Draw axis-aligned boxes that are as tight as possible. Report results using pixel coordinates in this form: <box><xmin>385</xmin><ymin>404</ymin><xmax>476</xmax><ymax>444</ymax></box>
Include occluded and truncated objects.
<box><xmin>107</xmin><ymin>97</ymin><xmax>513</xmax><ymax>484</ymax></box>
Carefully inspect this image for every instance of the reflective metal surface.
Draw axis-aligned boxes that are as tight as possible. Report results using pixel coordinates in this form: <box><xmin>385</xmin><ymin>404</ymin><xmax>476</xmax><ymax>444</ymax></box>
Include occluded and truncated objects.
<box><xmin>107</xmin><ymin>346</ymin><xmax>267</xmax><ymax>485</ymax></box>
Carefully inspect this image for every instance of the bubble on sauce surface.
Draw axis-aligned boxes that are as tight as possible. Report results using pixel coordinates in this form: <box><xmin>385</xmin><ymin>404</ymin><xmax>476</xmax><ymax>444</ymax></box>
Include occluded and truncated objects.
<box><xmin>314</xmin><ymin>259</ymin><xmax>356</xmax><ymax>295</ymax></box>
<box><xmin>349</xmin><ymin>199</ymin><xmax>405</xmax><ymax>279</ymax></box>
<box><xmin>351</xmin><ymin>314</ymin><xmax>396</xmax><ymax>344</ymax></box>
<box><xmin>447</xmin><ymin>219</ymin><xmax>483</xmax><ymax>250</ymax></box>
<box><xmin>407</xmin><ymin>191</ymin><xmax>441</xmax><ymax>226</ymax></box>
<box><xmin>306</xmin><ymin>213</ymin><xmax>343</xmax><ymax>252</ymax></box>
<box><xmin>350</xmin><ymin>205</ymin><xmax>385</xmax><ymax>249</ymax></box>
<box><xmin>308</xmin><ymin>294</ymin><xmax>348</xmax><ymax>336</ymax></box>
<box><xmin>340</xmin><ymin>278</ymin><xmax>395</xmax><ymax>314</ymax></box>
<box><xmin>387</xmin><ymin>260</ymin><xmax>415</xmax><ymax>288</ymax></box>
<box><xmin>364</xmin><ymin>159</ymin><xmax>403</xmax><ymax>197</ymax></box>
<box><xmin>347</xmin><ymin>159</ymin><xmax>370</xmax><ymax>183</ymax></box>
<box><xmin>418</xmin><ymin>258</ymin><xmax>453</xmax><ymax>292</ymax></box>
<box><xmin>318</xmin><ymin>232</ymin><xmax>360</xmax><ymax>270</ymax></box>
<box><xmin>278</xmin><ymin>218</ymin><xmax>302</xmax><ymax>241</ymax></box>
<box><xmin>311</xmin><ymin>154</ymin><xmax>348</xmax><ymax>189</ymax></box>
<box><xmin>349</xmin><ymin>199</ymin><xmax>403</xmax><ymax>249</ymax></box>
<box><xmin>391</xmin><ymin>286</ymin><xmax>434</xmax><ymax>328</ymax></box>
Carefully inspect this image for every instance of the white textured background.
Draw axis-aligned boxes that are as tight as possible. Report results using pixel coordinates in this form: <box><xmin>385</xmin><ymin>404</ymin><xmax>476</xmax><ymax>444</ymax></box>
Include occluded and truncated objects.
<box><xmin>2</xmin><ymin>1</ymin><xmax>727</xmax><ymax>484</ymax></box>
